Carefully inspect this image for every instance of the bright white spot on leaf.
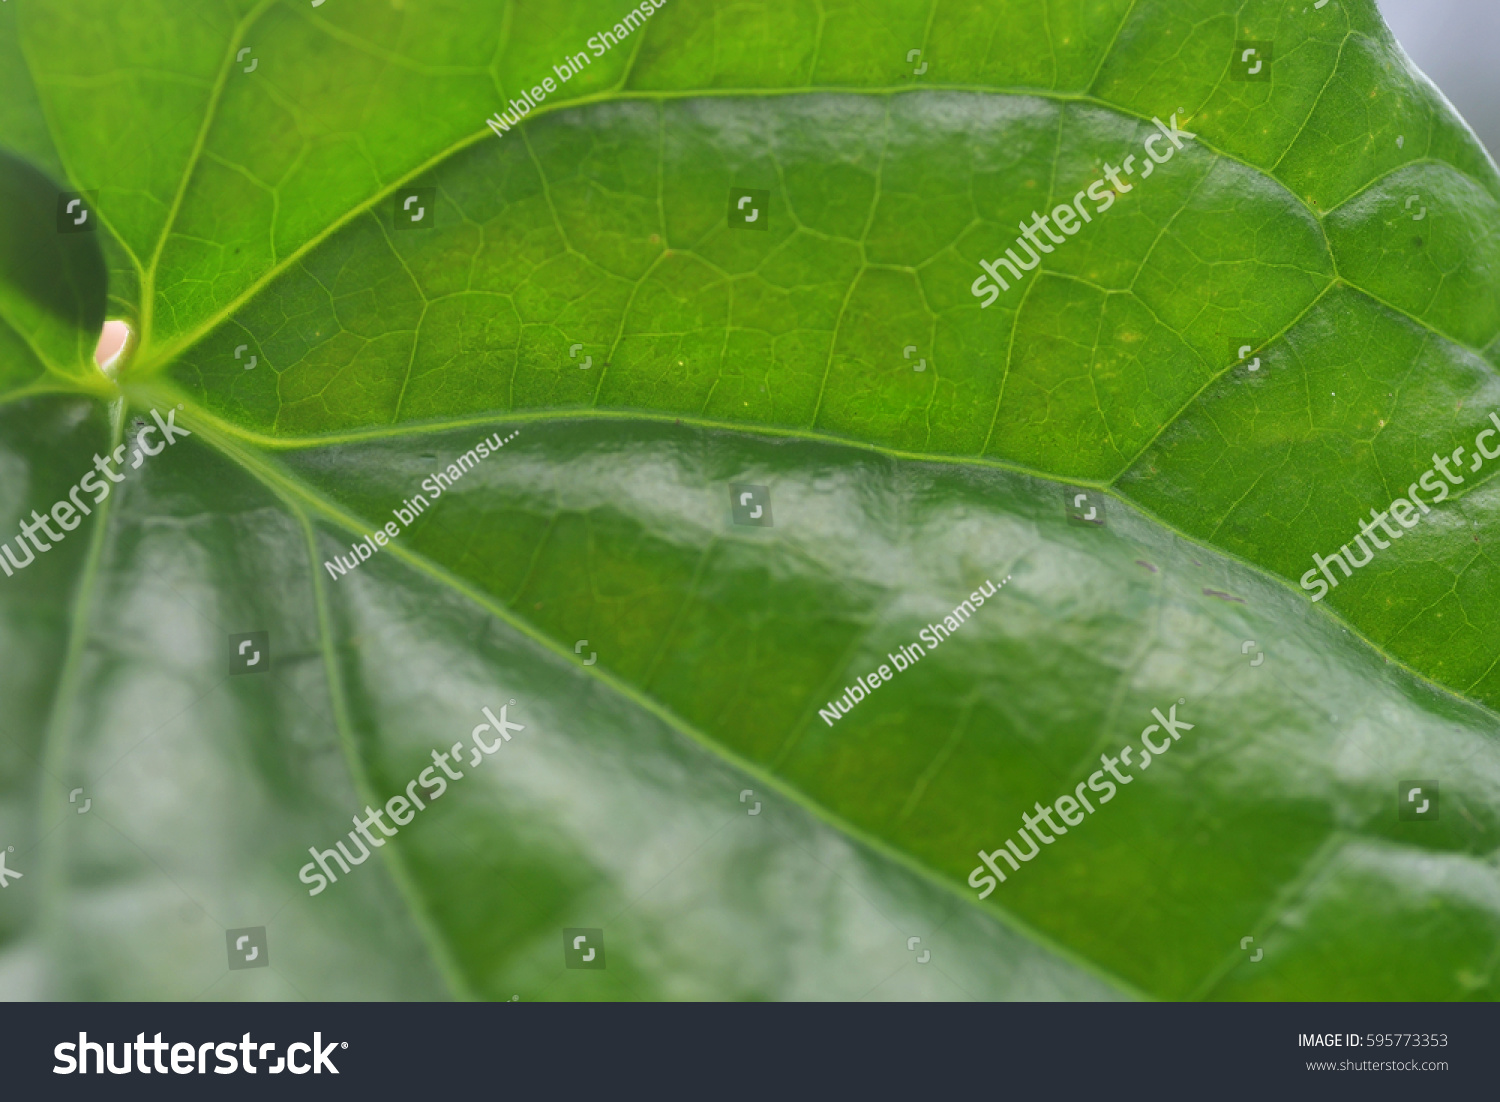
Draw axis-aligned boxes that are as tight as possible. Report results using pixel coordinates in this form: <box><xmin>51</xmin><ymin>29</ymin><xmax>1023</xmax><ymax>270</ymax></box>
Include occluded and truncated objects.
<box><xmin>95</xmin><ymin>319</ymin><xmax>131</xmax><ymax>373</ymax></box>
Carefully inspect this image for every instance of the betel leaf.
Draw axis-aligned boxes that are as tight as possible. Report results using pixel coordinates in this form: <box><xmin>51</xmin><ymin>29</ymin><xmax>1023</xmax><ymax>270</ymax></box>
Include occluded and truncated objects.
<box><xmin>0</xmin><ymin>0</ymin><xmax>1497</xmax><ymax>1001</ymax></box>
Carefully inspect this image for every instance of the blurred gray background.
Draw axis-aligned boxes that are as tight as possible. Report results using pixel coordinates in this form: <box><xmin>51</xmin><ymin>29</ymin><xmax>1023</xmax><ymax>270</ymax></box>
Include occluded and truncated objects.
<box><xmin>1378</xmin><ymin>0</ymin><xmax>1500</xmax><ymax>162</ymax></box>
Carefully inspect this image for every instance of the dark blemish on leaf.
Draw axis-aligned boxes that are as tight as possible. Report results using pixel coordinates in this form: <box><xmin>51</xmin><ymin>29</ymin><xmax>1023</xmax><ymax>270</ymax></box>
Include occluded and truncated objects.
<box><xmin>1135</xmin><ymin>560</ymin><xmax>1157</xmax><ymax>573</ymax></box>
<box><xmin>1203</xmin><ymin>588</ymin><xmax>1245</xmax><ymax>604</ymax></box>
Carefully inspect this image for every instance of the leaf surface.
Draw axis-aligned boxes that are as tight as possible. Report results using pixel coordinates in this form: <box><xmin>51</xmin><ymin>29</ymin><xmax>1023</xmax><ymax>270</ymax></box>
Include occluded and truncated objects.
<box><xmin>1</xmin><ymin>0</ymin><xmax>1497</xmax><ymax>1000</ymax></box>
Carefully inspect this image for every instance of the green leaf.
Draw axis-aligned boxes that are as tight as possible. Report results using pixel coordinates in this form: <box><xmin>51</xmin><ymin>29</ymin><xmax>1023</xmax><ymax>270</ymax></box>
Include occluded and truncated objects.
<box><xmin>1</xmin><ymin>0</ymin><xmax>1497</xmax><ymax>1000</ymax></box>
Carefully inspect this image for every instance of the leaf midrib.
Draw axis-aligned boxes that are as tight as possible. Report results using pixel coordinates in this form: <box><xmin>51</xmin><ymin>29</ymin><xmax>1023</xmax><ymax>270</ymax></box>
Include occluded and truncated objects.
<box><xmin>139</xmin><ymin>0</ymin><xmax>282</xmax><ymax>348</ymax></box>
<box><xmin>33</xmin><ymin>396</ymin><xmax>124</xmax><ymax>976</ymax></box>
<box><xmin>291</xmin><ymin>494</ymin><xmax>478</xmax><ymax>1000</ymax></box>
<box><xmin>147</xmin><ymin>380</ymin><xmax>1500</xmax><ymax>714</ymax></box>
